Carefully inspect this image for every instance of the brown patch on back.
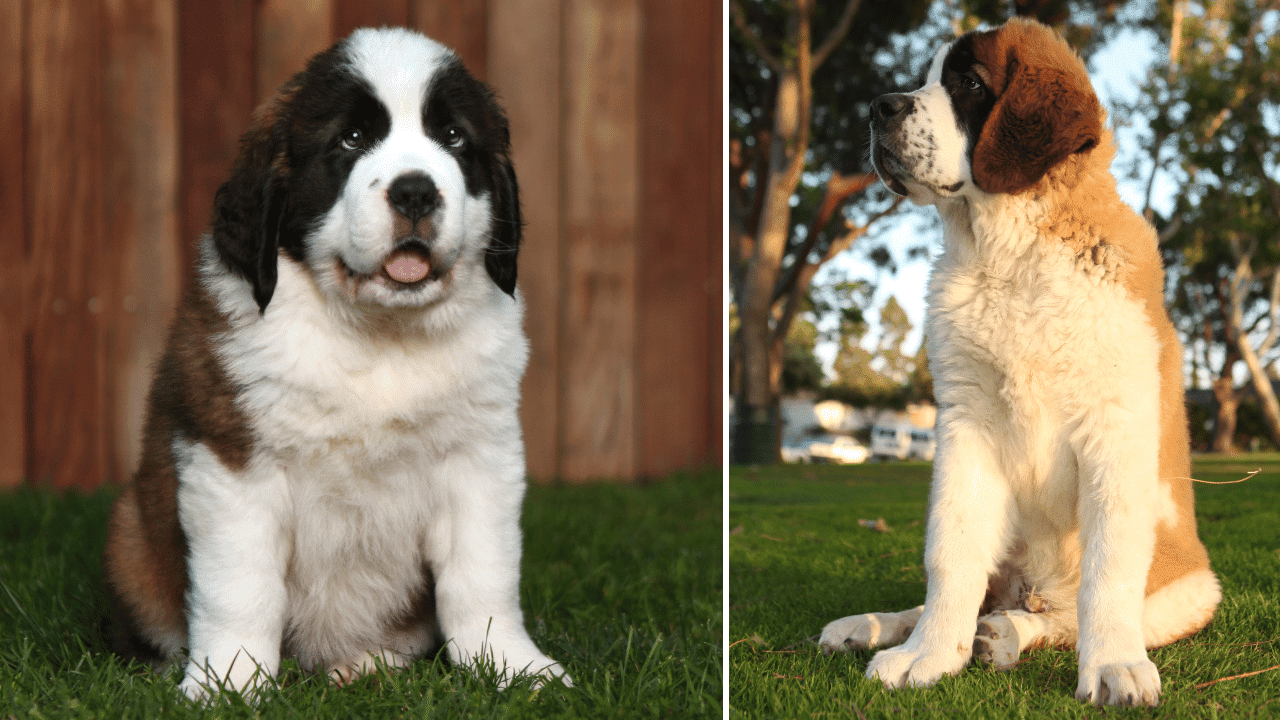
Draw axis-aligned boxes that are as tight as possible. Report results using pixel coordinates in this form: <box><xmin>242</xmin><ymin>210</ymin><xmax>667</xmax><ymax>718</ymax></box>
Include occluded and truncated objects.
<box><xmin>103</xmin><ymin>279</ymin><xmax>256</xmax><ymax>657</ymax></box>
<box><xmin>969</xmin><ymin>18</ymin><xmax>1102</xmax><ymax>194</ymax></box>
<box><xmin>1003</xmin><ymin>25</ymin><xmax>1214</xmax><ymax>601</ymax></box>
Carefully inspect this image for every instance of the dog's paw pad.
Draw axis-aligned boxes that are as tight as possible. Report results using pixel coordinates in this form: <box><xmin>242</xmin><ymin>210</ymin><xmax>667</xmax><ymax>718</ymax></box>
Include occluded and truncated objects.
<box><xmin>973</xmin><ymin>616</ymin><xmax>1020</xmax><ymax>668</ymax></box>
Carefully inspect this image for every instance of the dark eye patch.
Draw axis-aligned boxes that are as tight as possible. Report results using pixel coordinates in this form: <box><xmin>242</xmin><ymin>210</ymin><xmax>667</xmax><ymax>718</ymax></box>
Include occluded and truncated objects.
<box><xmin>422</xmin><ymin>58</ymin><xmax>506</xmax><ymax>197</ymax></box>
<box><xmin>277</xmin><ymin>55</ymin><xmax>392</xmax><ymax>261</ymax></box>
<box><xmin>941</xmin><ymin>34</ymin><xmax>997</xmax><ymax>155</ymax></box>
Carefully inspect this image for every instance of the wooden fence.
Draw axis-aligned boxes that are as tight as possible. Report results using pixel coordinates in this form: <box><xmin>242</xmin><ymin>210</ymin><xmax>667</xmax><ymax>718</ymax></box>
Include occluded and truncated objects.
<box><xmin>0</xmin><ymin>0</ymin><xmax>722</xmax><ymax>488</ymax></box>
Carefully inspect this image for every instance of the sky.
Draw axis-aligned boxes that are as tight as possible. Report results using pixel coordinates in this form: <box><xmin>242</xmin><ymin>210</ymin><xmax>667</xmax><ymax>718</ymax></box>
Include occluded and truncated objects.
<box><xmin>810</xmin><ymin>21</ymin><xmax>1175</xmax><ymax>378</ymax></box>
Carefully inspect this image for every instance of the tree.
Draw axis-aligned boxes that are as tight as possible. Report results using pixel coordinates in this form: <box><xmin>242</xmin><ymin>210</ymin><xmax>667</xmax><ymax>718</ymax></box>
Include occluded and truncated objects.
<box><xmin>1126</xmin><ymin>0</ymin><xmax>1280</xmax><ymax>451</ymax></box>
<box><xmin>729</xmin><ymin>0</ymin><xmax>935</xmax><ymax>463</ymax></box>
<box><xmin>729</xmin><ymin>0</ymin><xmax>1138</xmax><ymax>463</ymax></box>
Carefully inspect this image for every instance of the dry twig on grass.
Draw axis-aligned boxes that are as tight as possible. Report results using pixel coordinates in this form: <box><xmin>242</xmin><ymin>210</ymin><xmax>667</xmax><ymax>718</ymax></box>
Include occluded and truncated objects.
<box><xmin>1195</xmin><ymin>664</ymin><xmax>1280</xmax><ymax>690</ymax></box>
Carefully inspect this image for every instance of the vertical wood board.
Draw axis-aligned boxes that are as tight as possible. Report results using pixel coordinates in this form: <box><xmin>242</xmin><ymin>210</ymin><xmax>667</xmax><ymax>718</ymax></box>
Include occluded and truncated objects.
<box><xmin>0</xmin><ymin>0</ymin><xmax>25</xmax><ymax>487</ymax></box>
<box><xmin>708</xmin><ymin>0</ymin><xmax>724</xmax><ymax>464</ymax></box>
<box><xmin>489</xmin><ymin>0</ymin><xmax>562</xmax><ymax>481</ymax></box>
<box><xmin>561</xmin><ymin>0</ymin><xmax>639</xmax><ymax>481</ymax></box>
<box><xmin>103</xmin><ymin>0</ymin><xmax>180</xmax><ymax>481</ymax></box>
<box><xmin>409</xmin><ymin>0</ymin><xmax>487</xmax><ymax>79</ymax></box>
<box><xmin>332</xmin><ymin>0</ymin><xmax>408</xmax><ymax>40</ymax></box>
<box><xmin>177</xmin><ymin>0</ymin><xmax>255</xmax><ymax>277</ymax></box>
<box><xmin>637</xmin><ymin>0</ymin><xmax>716</xmax><ymax>476</ymax></box>
<box><xmin>256</xmin><ymin>0</ymin><xmax>333</xmax><ymax>107</ymax></box>
<box><xmin>27</xmin><ymin>0</ymin><xmax>109</xmax><ymax>488</ymax></box>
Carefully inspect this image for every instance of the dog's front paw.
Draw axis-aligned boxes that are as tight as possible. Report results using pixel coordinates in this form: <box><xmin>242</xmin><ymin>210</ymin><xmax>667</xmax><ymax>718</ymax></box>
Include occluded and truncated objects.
<box><xmin>1075</xmin><ymin>659</ymin><xmax>1161</xmax><ymax>707</ymax></box>
<box><xmin>179</xmin><ymin>656</ymin><xmax>269</xmax><ymax>702</ymax></box>
<box><xmin>490</xmin><ymin>652</ymin><xmax>572</xmax><ymax>690</ymax></box>
<box><xmin>865</xmin><ymin>641</ymin><xmax>968</xmax><ymax>689</ymax></box>
<box><xmin>530</xmin><ymin>658</ymin><xmax>573</xmax><ymax>688</ymax></box>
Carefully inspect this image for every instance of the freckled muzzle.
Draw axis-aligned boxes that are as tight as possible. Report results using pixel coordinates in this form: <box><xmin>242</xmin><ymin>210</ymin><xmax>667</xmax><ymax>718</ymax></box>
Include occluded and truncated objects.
<box><xmin>869</xmin><ymin>93</ymin><xmax>915</xmax><ymax>197</ymax></box>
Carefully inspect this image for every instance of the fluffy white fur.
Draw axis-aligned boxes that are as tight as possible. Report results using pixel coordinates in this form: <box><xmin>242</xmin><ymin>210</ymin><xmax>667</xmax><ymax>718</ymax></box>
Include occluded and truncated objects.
<box><xmin>819</xmin><ymin>34</ymin><xmax>1219</xmax><ymax>708</ymax></box>
<box><xmin>172</xmin><ymin>29</ymin><xmax>566</xmax><ymax>699</ymax></box>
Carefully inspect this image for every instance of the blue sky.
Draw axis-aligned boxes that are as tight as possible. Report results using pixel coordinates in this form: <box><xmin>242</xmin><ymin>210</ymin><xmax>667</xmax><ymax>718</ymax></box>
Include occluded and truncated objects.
<box><xmin>811</xmin><ymin>23</ymin><xmax>1174</xmax><ymax>378</ymax></box>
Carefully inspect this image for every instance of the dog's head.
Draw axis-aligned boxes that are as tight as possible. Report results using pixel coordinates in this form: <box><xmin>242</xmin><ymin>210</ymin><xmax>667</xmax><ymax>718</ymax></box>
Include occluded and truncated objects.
<box><xmin>211</xmin><ymin>27</ymin><xmax>520</xmax><ymax>313</ymax></box>
<box><xmin>869</xmin><ymin>18</ymin><xmax>1102</xmax><ymax>203</ymax></box>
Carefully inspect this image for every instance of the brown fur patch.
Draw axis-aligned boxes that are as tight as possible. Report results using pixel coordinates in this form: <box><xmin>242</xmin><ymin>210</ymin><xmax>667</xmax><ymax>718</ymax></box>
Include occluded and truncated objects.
<box><xmin>103</xmin><ymin>280</ymin><xmax>255</xmax><ymax>657</ymax></box>
<box><xmin>969</xmin><ymin>18</ymin><xmax>1102</xmax><ymax>194</ymax></box>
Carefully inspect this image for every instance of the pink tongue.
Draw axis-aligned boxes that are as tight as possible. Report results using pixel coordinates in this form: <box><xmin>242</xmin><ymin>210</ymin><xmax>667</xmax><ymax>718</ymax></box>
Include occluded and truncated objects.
<box><xmin>384</xmin><ymin>251</ymin><xmax>431</xmax><ymax>283</ymax></box>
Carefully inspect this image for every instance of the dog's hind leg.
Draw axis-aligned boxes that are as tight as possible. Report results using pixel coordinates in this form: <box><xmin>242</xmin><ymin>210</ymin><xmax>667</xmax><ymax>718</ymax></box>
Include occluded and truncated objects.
<box><xmin>1141</xmin><ymin>567</ymin><xmax>1220</xmax><ymax>649</ymax></box>
<box><xmin>973</xmin><ymin>608</ymin><xmax>1075</xmax><ymax>668</ymax></box>
<box><xmin>819</xmin><ymin>606</ymin><xmax>924</xmax><ymax>654</ymax></box>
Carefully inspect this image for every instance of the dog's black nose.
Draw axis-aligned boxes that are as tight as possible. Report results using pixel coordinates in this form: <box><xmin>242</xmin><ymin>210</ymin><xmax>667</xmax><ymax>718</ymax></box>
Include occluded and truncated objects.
<box><xmin>387</xmin><ymin>173</ymin><xmax>440</xmax><ymax>222</ymax></box>
<box><xmin>871</xmin><ymin>94</ymin><xmax>912</xmax><ymax>121</ymax></box>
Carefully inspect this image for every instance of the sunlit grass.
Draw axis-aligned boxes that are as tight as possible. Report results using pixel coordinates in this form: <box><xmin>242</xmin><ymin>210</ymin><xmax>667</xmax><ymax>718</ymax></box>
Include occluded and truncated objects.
<box><xmin>729</xmin><ymin>457</ymin><xmax>1280</xmax><ymax>718</ymax></box>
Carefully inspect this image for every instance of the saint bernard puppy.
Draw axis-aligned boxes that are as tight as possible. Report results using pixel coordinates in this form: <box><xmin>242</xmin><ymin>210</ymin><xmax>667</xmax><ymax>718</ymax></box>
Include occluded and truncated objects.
<box><xmin>102</xmin><ymin>28</ymin><xmax>569</xmax><ymax>699</ymax></box>
<box><xmin>818</xmin><ymin>18</ymin><xmax>1220</xmax><ymax>706</ymax></box>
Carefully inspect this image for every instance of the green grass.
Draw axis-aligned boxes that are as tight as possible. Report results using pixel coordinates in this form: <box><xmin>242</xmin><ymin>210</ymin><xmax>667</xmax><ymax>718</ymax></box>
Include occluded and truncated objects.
<box><xmin>729</xmin><ymin>456</ymin><xmax>1280</xmax><ymax>718</ymax></box>
<box><xmin>0</xmin><ymin>469</ymin><xmax>721</xmax><ymax>719</ymax></box>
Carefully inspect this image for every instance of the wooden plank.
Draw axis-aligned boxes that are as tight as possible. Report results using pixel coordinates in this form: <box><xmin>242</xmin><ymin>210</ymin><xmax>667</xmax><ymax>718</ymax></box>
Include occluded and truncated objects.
<box><xmin>561</xmin><ymin>0</ymin><xmax>639</xmax><ymax>481</ymax></box>
<box><xmin>27</xmin><ymin>0</ymin><xmax>109</xmax><ymax>488</ymax></box>
<box><xmin>709</xmin><ymin>0</ymin><xmax>724</xmax><ymax>466</ymax></box>
<box><xmin>408</xmin><ymin>0</ymin><xmax>487</xmax><ymax>79</ymax></box>
<box><xmin>489</xmin><ymin>0</ymin><xmax>561</xmax><ymax>481</ymax></box>
<box><xmin>0</xmin><ymin>0</ymin><xmax>25</xmax><ymax>487</ymax></box>
<box><xmin>636</xmin><ymin>0</ymin><xmax>717</xmax><ymax>478</ymax></box>
<box><xmin>103</xmin><ymin>0</ymin><xmax>180</xmax><ymax>483</ymax></box>
<box><xmin>256</xmin><ymin>0</ymin><xmax>333</xmax><ymax>107</ymax></box>
<box><xmin>332</xmin><ymin>0</ymin><xmax>408</xmax><ymax>41</ymax></box>
<box><xmin>177</xmin><ymin>0</ymin><xmax>255</xmax><ymax>279</ymax></box>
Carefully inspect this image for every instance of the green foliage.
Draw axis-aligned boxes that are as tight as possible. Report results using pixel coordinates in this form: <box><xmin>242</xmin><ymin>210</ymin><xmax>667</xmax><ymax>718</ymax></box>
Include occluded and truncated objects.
<box><xmin>783</xmin><ymin>319</ymin><xmax>826</xmax><ymax>393</ymax></box>
<box><xmin>729</xmin><ymin>457</ymin><xmax>1280</xmax><ymax>717</ymax></box>
<box><xmin>1122</xmin><ymin>1</ymin><xmax>1280</xmax><ymax>411</ymax></box>
<box><xmin>0</xmin><ymin>471</ymin><xmax>722</xmax><ymax>719</ymax></box>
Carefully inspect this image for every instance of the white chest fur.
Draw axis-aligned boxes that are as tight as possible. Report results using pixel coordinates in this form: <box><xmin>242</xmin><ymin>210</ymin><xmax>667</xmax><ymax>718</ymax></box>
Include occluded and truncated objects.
<box><xmin>924</xmin><ymin>197</ymin><xmax>1161</xmax><ymax>505</ymax></box>
<box><xmin>178</xmin><ymin>252</ymin><xmax>532</xmax><ymax>672</ymax></box>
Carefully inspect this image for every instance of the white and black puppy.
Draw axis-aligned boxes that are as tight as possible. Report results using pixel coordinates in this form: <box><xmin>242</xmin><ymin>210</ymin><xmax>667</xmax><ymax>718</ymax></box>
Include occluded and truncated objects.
<box><xmin>819</xmin><ymin>18</ymin><xmax>1218</xmax><ymax>707</ymax></box>
<box><xmin>103</xmin><ymin>27</ymin><xmax>569</xmax><ymax>699</ymax></box>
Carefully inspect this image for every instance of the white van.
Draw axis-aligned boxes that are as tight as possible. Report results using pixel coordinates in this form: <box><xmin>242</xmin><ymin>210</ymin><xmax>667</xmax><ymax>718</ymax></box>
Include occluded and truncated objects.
<box><xmin>908</xmin><ymin>429</ymin><xmax>936</xmax><ymax>461</ymax></box>
<box><xmin>869</xmin><ymin>424</ymin><xmax>911</xmax><ymax>460</ymax></box>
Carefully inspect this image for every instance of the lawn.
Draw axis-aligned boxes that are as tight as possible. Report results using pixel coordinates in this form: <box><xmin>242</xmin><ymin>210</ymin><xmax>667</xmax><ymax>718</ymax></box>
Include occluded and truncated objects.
<box><xmin>729</xmin><ymin>455</ymin><xmax>1280</xmax><ymax>718</ymax></box>
<box><xmin>0</xmin><ymin>468</ymin><xmax>721</xmax><ymax>719</ymax></box>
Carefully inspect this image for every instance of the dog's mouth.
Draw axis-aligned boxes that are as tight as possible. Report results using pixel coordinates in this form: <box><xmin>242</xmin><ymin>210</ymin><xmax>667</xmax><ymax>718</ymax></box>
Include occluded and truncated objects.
<box><xmin>872</xmin><ymin>143</ymin><xmax>911</xmax><ymax>197</ymax></box>
<box><xmin>872</xmin><ymin>142</ymin><xmax>965</xmax><ymax>197</ymax></box>
<box><xmin>337</xmin><ymin>238</ymin><xmax>448</xmax><ymax>292</ymax></box>
<box><xmin>381</xmin><ymin>241</ymin><xmax>435</xmax><ymax>286</ymax></box>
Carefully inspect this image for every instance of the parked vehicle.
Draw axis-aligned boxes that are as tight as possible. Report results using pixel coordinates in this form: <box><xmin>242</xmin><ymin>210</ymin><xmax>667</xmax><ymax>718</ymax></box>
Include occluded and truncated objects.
<box><xmin>780</xmin><ymin>438</ymin><xmax>814</xmax><ymax>464</ymax></box>
<box><xmin>909</xmin><ymin>429</ymin><xmax>936</xmax><ymax>461</ymax></box>
<box><xmin>870</xmin><ymin>424</ymin><xmax>911</xmax><ymax>460</ymax></box>
<box><xmin>807</xmin><ymin>435</ymin><xmax>869</xmax><ymax>465</ymax></box>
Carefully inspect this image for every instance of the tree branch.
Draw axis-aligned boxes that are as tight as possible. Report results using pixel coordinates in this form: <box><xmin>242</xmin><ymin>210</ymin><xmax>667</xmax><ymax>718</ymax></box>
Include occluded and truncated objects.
<box><xmin>730</xmin><ymin>0</ymin><xmax>781</xmax><ymax>73</ymax></box>
<box><xmin>771</xmin><ymin>171</ymin><xmax>878</xmax><ymax>304</ymax></box>
<box><xmin>812</xmin><ymin>0</ymin><xmax>864</xmax><ymax>70</ymax></box>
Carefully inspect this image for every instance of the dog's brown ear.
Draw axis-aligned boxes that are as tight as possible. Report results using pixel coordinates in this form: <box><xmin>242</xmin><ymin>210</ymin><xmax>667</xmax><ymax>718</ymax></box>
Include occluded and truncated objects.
<box><xmin>971</xmin><ymin>52</ymin><xmax>1101</xmax><ymax>195</ymax></box>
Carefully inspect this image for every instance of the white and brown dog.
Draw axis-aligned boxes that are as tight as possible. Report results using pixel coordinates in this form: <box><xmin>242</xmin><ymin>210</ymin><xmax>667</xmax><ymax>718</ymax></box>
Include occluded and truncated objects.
<box><xmin>103</xmin><ymin>28</ymin><xmax>568</xmax><ymax>699</ymax></box>
<box><xmin>819</xmin><ymin>18</ymin><xmax>1219</xmax><ymax>706</ymax></box>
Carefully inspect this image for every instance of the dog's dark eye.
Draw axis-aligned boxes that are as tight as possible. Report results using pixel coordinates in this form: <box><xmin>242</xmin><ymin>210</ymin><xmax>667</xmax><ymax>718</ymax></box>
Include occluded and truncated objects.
<box><xmin>959</xmin><ymin>74</ymin><xmax>982</xmax><ymax>92</ymax></box>
<box><xmin>443</xmin><ymin>126</ymin><xmax>465</xmax><ymax>149</ymax></box>
<box><xmin>340</xmin><ymin>128</ymin><xmax>364</xmax><ymax>151</ymax></box>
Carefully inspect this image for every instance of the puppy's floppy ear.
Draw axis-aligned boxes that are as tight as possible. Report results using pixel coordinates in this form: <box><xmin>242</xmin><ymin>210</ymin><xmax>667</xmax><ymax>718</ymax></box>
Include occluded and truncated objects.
<box><xmin>971</xmin><ymin>52</ymin><xmax>1102</xmax><ymax>195</ymax></box>
<box><xmin>485</xmin><ymin>149</ymin><xmax>521</xmax><ymax>297</ymax></box>
<box><xmin>211</xmin><ymin>119</ymin><xmax>289</xmax><ymax>313</ymax></box>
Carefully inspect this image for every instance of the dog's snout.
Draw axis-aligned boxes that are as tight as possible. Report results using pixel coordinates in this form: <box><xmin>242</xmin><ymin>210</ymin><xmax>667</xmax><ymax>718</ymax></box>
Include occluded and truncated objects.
<box><xmin>387</xmin><ymin>173</ymin><xmax>440</xmax><ymax>222</ymax></box>
<box><xmin>871</xmin><ymin>94</ymin><xmax>912</xmax><ymax>123</ymax></box>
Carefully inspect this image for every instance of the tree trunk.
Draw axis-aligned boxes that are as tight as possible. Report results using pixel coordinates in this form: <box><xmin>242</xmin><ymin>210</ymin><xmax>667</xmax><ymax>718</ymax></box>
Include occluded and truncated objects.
<box><xmin>1211</xmin><ymin>374</ymin><xmax>1239</xmax><ymax>454</ymax></box>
